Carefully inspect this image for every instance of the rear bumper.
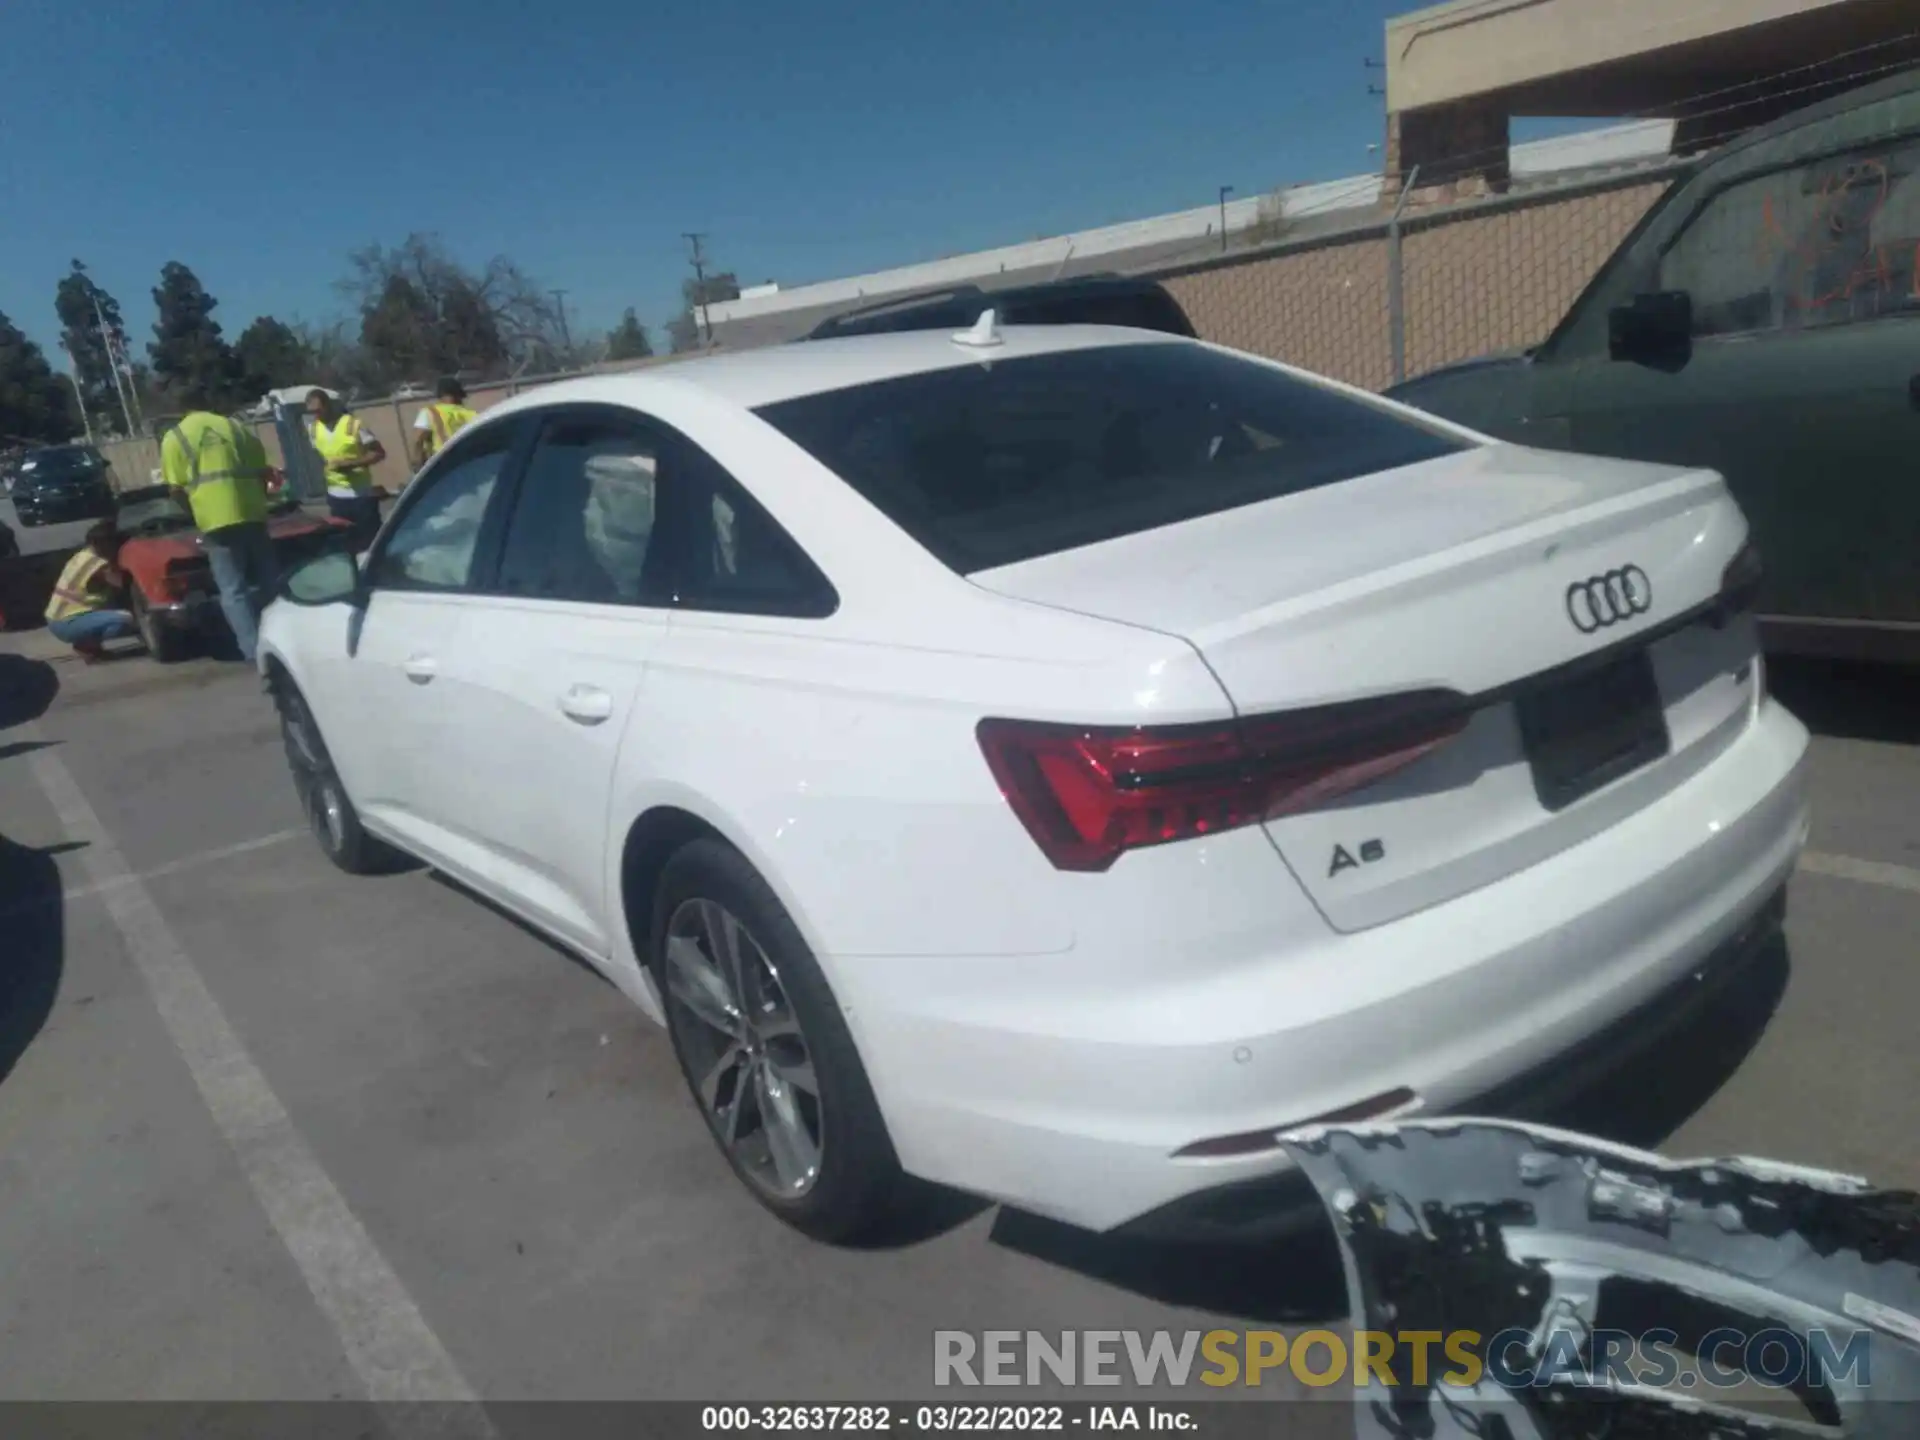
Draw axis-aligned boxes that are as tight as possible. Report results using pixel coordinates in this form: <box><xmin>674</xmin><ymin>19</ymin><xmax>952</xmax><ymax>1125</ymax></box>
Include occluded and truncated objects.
<box><xmin>141</xmin><ymin>591</ymin><xmax>221</xmax><ymax>632</ymax></box>
<box><xmin>835</xmin><ymin>699</ymin><xmax>1811</xmax><ymax>1231</ymax></box>
<box><xmin>14</xmin><ymin>491</ymin><xmax>113</xmax><ymax>524</ymax></box>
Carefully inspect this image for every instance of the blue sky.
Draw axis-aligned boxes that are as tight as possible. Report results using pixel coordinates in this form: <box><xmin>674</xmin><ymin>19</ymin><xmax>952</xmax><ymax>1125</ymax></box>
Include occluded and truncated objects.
<box><xmin>4</xmin><ymin>0</ymin><xmax>1443</xmax><ymax>362</ymax></box>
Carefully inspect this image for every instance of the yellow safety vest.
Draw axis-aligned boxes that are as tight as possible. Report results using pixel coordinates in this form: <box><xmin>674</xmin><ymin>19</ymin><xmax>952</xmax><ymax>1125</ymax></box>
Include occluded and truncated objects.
<box><xmin>45</xmin><ymin>549</ymin><xmax>112</xmax><ymax>624</ymax></box>
<box><xmin>422</xmin><ymin>402</ymin><xmax>477</xmax><ymax>457</ymax></box>
<box><xmin>160</xmin><ymin>412</ymin><xmax>271</xmax><ymax>534</ymax></box>
<box><xmin>312</xmin><ymin>412</ymin><xmax>376</xmax><ymax>496</ymax></box>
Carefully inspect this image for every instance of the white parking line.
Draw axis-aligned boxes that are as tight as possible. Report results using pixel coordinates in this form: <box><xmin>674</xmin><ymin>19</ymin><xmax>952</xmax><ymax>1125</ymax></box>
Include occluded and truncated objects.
<box><xmin>23</xmin><ymin>735</ymin><xmax>494</xmax><ymax>1433</ymax></box>
<box><xmin>1799</xmin><ymin>850</ymin><xmax>1920</xmax><ymax>897</ymax></box>
<box><xmin>0</xmin><ymin>827</ymin><xmax>304</xmax><ymax>923</ymax></box>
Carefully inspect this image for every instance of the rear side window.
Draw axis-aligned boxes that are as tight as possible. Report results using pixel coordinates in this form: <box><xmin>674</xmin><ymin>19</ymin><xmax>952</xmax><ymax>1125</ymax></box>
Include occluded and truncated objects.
<box><xmin>755</xmin><ymin>343</ymin><xmax>1469</xmax><ymax>573</ymax></box>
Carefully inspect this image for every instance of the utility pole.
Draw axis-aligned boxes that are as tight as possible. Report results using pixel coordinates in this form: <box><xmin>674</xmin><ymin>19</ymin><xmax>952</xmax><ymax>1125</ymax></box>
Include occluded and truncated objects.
<box><xmin>1219</xmin><ymin>185</ymin><xmax>1235</xmax><ymax>254</ymax></box>
<box><xmin>59</xmin><ymin>341</ymin><xmax>93</xmax><ymax>443</ymax></box>
<box><xmin>684</xmin><ymin>232</ymin><xmax>714</xmax><ymax>345</ymax></box>
<box><xmin>110</xmin><ymin>328</ymin><xmax>147</xmax><ymax>434</ymax></box>
<box><xmin>549</xmin><ymin>289</ymin><xmax>573</xmax><ymax>357</ymax></box>
<box><xmin>89</xmin><ymin>288</ymin><xmax>136</xmax><ymax>436</ymax></box>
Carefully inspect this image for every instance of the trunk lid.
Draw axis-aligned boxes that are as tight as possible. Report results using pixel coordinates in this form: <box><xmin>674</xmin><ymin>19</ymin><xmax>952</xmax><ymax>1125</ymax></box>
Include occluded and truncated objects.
<box><xmin>972</xmin><ymin>443</ymin><xmax>1761</xmax><ymax>931</ymax></box>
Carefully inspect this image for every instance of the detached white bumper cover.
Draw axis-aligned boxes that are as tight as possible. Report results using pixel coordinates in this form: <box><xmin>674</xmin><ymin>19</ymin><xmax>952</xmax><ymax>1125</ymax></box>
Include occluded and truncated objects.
<box><xmin>837</xmin><ymin>699</ymin><xmax>1811</xmax><ymax>1231</ymax></box>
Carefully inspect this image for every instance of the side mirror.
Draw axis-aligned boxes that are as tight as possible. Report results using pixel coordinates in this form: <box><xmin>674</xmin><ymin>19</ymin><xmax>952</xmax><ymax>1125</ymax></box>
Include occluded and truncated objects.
<box><xmin>1609</xmin><ymin>291</ymin><xmax>1692</xmax><ymax>369</ymax></box>
<box><xmin>278</xmin><ymin>541</ymin><xmax>366</xmax><ymax>609</ymax></box>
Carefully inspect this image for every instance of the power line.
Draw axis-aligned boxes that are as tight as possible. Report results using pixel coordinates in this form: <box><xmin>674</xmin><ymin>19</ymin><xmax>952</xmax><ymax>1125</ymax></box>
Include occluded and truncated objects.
<box><xmin>549</xmin><ymin>289</ymin><xmax>573</xmax><ymax>354</ymax></box>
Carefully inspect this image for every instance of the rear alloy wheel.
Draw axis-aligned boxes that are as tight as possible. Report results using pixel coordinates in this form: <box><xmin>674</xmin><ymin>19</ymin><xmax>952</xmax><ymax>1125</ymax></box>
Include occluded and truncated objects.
<box><xmin>274</xmin><ymin>681</ymin><xmax>401</xmax><ymax>876</ymax></box>
<box><xmin>655</xmin><ymin>839</ymin><xmax>906</xmax><ymax>1242</ymax></box>
<box><xmin>130</xmin><ymin>590</ymin><xmax>187</xmax><ymax>663</ymax></box>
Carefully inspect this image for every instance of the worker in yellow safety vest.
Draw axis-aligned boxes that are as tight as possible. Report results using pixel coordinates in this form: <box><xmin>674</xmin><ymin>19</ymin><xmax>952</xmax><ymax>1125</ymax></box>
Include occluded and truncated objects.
<box><xmin>44</xmin><ymin>519</ymin><xmax>135</xmax><ymax>662</ymax></box>
<box><xmin>160</xmin><ymin>386</ymin><xmax>279</xmax><ymax>664</ymax></box>
<box><xmin>412</xmin><ymin>376</ymin><xmax>477</xmax><ymax>471</ymax></box>
<box><xmin>306</xmin><ymin>386</ymin><xmax>388</xmax><ymax>550</ymax></box>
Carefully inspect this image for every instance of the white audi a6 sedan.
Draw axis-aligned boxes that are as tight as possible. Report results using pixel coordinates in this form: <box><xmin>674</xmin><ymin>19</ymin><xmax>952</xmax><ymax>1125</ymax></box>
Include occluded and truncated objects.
<box><xmin>258</xmin><ymin>319</ymin><xmax>1809</xmax><ymax>1242</ymax></box>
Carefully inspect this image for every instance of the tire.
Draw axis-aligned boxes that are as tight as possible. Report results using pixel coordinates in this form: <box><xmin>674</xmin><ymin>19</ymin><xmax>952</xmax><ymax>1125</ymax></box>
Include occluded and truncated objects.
<box><xmin>130</xmin><ymin>590</ymin><xmax>188</xmax><ymax>663</ymax></box>
<box><xmin>653</xmin><ymin>838</ymin><xmax>907</xmax><ymax>1243</ymax></box>
<box><xmin>272</xmin><ymin>680</ymin><xmax>403</xmax><ymax>876</ymax></box>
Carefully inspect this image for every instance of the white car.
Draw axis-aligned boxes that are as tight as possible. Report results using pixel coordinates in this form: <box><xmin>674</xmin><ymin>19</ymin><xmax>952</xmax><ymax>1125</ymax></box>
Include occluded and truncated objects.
<box><xmin>259</xmin><ymin>319</ymin><xmax>1810</xmax><ymax>1242</ymax></box>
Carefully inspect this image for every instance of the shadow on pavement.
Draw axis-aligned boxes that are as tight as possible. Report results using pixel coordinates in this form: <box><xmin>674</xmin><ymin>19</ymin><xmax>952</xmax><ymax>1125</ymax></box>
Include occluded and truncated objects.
<box><xmin>0</xmin><ymin>652</ymin><xmax>65</xmax><ymax>1088</ymax></box>
<box><xmin>0</xmin><ymin>652</ymin><xmax>58</xmax><ymax>730</ymax></box>
<box><xmin>1768</xmin><ymin>657</ymin><xmax>1920</xmax><ymax>745</ymax></box>
<box><xmin>0</xmin><ymin>830</ymin><xmax>66</xmax><ymax>1087</ymax></box>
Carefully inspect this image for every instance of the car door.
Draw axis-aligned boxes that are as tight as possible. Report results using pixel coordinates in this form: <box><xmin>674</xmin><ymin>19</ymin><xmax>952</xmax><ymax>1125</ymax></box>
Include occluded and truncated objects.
<box><xmin>337</xmin><ymin>420</ymin><xmax>524</xmax><ymax>863</ymax></box>
<box><xmin>429</xmin><ymin>406</ymin><xmax>676</xmax><ymax>958</ymax></box>
<box><xmin>1568</xmin><ymin>131</ymin><xmax>1920</xmax><ymax>625</ymax></box>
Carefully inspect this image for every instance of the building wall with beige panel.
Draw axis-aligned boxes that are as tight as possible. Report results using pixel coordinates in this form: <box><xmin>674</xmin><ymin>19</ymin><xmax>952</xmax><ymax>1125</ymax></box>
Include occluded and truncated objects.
<box><xmin>1151</xmin><ymin>173</ymin><xmax>1672</xmax><ymax>392</ymax></box>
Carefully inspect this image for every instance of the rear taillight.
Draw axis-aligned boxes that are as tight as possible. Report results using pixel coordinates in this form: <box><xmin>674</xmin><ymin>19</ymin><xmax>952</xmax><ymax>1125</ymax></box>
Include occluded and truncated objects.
<box><xmin>1720</xmin><ymin>539</ymin><xmax>1762</xmax><ymax>614</ymax></box>
<box><xmin>977</xmin><ymin>693</ymin><xmax>1469</xmax><ymax>872</ymax></box>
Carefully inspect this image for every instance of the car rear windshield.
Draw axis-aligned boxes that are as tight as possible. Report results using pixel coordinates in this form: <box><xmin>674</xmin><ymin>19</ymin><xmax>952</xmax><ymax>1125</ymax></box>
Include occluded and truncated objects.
<box><xmin>754</xmin><ymin>342</ymin><xmax>1471</xmax><ymax>573</ymax></box>
<box><xmin>24</xmin><ymin>448</ymin><xmax>104</xmax><ymax>479</ymax></box>
<box><xmin>1002</xmin><ymin>289</ymin><xmax>1194</xmax><ymax>336</ymax></box>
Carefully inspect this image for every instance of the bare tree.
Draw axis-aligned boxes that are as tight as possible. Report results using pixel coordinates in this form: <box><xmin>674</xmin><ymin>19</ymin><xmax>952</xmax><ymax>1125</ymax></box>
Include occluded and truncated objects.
<box><xmin>338</xmin><ymin>234</ymin><xmax>571</xmax><ymax>387</ymax></box>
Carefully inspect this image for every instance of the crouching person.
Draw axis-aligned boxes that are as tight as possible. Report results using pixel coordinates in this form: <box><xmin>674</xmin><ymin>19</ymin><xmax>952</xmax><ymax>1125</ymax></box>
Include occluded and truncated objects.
<box><xmin>45</xmin><ymin>520</ymin><xmax>135</xmax><ymax>663</ymax></box>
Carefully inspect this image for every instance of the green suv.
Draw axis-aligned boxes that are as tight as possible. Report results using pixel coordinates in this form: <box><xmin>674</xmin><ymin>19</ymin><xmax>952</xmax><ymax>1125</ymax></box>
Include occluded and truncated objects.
<box><xmin>1387</xmin><ymin>69</ymin><xmax>1920</xmax><ymax>664</ymax></box>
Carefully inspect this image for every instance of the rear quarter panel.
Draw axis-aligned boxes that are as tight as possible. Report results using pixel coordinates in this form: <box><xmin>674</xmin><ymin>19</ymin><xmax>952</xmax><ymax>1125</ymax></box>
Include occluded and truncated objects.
<box><xmin>602</xmin><ymin>590</ymin><xmax>1238</xmax><ymax>1003</ymax></box>
<box><xmin>117</xmin><ymin>537</ymin><xmax>198</xmax><ymax>602</ymax></box>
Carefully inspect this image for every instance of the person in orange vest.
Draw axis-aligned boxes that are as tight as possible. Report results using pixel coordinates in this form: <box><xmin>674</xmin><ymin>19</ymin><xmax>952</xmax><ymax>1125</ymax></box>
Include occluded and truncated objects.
<box><xmin>305</xmin><ymin>387</ymin><xmax>388</xmax><ymax>549</ymax></box>
<box><xmin>44</xmin><ymin>520</ymin><xmax>135</xmax><ymax>662</ymax></box>
<box><xmin>411</xmin><ymin>376</ymin><xmax>477</xmax><ymax>472</ymax></box>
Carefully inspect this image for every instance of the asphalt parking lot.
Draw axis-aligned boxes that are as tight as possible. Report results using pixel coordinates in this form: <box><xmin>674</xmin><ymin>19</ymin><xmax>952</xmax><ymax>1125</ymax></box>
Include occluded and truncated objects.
<box><xmin>1</xmin><ymin>626</ymin><xmax>1916</xmax><ymax>1407</ymax></box>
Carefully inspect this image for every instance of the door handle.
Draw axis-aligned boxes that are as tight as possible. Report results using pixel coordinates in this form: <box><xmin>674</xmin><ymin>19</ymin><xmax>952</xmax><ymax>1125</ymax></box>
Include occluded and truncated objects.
<box><xmin>559</xmin><ymin>684</ymin><xmax>613</xmax><ymax>725</ymax></box>
<box><xmin>403</xmin><ymin>655</ymin><xmax>437</xmax><ymax>684</ymax></box>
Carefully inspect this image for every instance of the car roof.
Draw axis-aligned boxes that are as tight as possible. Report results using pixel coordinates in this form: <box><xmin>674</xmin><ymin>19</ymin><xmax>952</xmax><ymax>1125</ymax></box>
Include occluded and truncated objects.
<box><xmin>483</xmin><ymin>323</ymin><xmax>1190</xmax><ymax>419</ymax></box>
<box><xmin>1711</xmin><ymin>63</ymin><xmax>1920</xmax><ymax>168</ymax></box>
<box><xmin>803</xmin><ymin>274</ymin><xmax>1189</xmax><ymax>339</ymax></box>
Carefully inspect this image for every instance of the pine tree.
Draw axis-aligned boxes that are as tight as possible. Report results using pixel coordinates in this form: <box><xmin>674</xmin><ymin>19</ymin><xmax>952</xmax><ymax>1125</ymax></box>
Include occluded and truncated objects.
<box><xmin>54</xmin><ymin>260</ymin><xmax>131</xmax><ymax>431</ymax></box>
<box><xmin>606</xmin><ymin>308</ymin><xmax>654</xmax><ymax>361</ymax></box>
<box><xmin>0</xmin><ymin>311</ymin><xmax>78</xmax><ymax>444</ymax></box>
<box><xmin>235</xmin><ymin>316</ymin><xmax>315</xmax><ymax>392</ymax></box>
<box><xmin>148</xmin><ymin>261</ymin><xmax>252</xmax><ymax>410</ymax></box>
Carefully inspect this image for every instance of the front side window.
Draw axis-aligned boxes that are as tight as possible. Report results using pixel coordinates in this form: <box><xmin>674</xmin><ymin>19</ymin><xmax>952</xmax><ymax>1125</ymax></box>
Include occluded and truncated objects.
<box><xmin>497</xmin><ymin>415</ymin><xmax>664</xmax><ymax>605</ymax></box>
<box><xmin>1657</xmin><ymin>138</ymin><xmax>1920</xmax><ymax>338</ymax></box>
<box><xmin>367</xmin><ymin>427</ymin><xmax>513</xmax><ymax>591</ymax></box>
<box><xmin>755</xmin><ymin>342</ymin><xmax>1468</xmax><ymax>574</ymax></box>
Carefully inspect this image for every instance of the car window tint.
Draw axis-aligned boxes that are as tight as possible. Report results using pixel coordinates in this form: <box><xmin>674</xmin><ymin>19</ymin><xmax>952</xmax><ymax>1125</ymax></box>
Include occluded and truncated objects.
<box><xmin>755</xmin><ymin>342</ymin><xmax>1468</xmax><ymax>574</ymax></box>
<box><xmin>497</xmin><ymin>416</ymin><xmax>663</xmax><ymax>605</ymax></box>
<box><xmin>668</xmin><ymin>441</ymin><xmax>836</xmax><ymax>617</ymax></box>
<box><xmin>1658</xmin><ymin>139</ymin><xmax>1920</xmax><ymax>337</ymax></box>
<box><xmin>1008</xmin><ymin>291</ymin><xmax>1194</xmax><ymax>336</ymax></box>
<box><xmin>367</xmin><ymin>430</ymin><xmax>511</xmax><ymax>592</ymax></box>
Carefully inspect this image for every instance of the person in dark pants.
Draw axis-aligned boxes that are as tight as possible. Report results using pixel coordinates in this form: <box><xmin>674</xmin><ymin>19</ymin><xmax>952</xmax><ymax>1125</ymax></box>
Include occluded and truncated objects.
<box><xmin>305</xmin><ymin>387</ymin><xmax>387</xmax><ymax>550</ymax></box>
<box><xmin>159</xmin><ymin>390</ymin><xmax>280</xmax><ymax>663</ymax></box>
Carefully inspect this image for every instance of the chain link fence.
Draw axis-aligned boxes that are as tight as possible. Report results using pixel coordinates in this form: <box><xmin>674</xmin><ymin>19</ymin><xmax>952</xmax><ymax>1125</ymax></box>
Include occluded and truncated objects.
<box><xmin>1137</xmin><ymin>162</ymin><xmax>1687</xmax><ymax>396</ymax></box>
<box><xmin>89</xmin><ymin>352</ymin><xmax>688</xmax><ymax>501</ymax></box>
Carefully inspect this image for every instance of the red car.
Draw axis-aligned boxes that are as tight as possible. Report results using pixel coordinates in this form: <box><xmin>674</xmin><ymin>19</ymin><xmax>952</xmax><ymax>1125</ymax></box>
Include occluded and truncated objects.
<box><xmin>114</xmin><ymin>484</ymin><xmax>351</xmax><ymax>661</ymax></box>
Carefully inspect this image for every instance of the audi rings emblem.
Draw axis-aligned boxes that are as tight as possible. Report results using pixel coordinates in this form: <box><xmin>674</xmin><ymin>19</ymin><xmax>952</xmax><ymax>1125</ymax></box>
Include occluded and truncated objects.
<box><xmin>1565</xmin><ymin>565</ymin><xmax>1653</xmax><ymax>633</ymax></box>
